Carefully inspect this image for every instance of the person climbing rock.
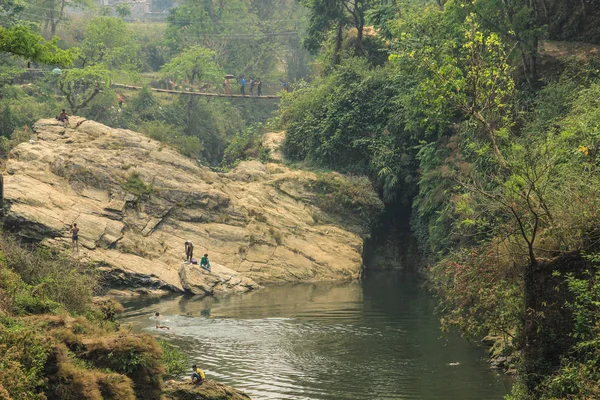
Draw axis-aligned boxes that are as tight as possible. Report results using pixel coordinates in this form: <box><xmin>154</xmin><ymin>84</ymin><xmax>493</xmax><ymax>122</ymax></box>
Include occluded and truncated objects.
<box><xmin>191</xmin><ymin>365</ymin><xmax>205</xmax><ymax>385</ymax></box>
<box><xmin>185</xmin><ymin>240</ymin><xmax>194</xmax><ymax>263</ymax></box>
<box><xmin>200</xmin><ymin>253</ymin><xmax>211</xmax><ymax>272</ymax></box>
<box><xmin>57</xmin><ymin>109</ymin><xmax>69</xmax><ymax>128</ymax></box>
<box><xmin>70</xmin><ymin>223</ymin><xmax>79</xmax><ymax>254</ymax></box>
<box><xmin>117</xmin><ymin>95</ymin><xmax>124</xmax><ymax>109</ymax></box>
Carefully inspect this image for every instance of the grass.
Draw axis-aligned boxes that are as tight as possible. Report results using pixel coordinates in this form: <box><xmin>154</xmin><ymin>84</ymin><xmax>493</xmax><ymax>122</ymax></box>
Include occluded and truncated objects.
<box><xmin>121</xmin><ymin>171</ymin><xmax>156</xmax><ymax>198</ymax></box>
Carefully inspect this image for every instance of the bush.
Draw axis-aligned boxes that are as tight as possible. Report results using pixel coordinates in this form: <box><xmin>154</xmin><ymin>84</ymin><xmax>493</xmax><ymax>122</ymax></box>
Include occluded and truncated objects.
<box><xmin>222</xmin><ymin>123</ymin><xmax>264</xmax><ymax>166</ymax></box>
<box><xmin>156</xmin><ymin>339</ymin><xmax>188</xmax><ymax>379</ymax></box>
<box><xmin>138</xmin><ymin>121</ymin><xmax>203</xmax><ymax>160</ymax></box>
<box><xmin>0</xmin><ymin>320</ymin><xmax>52</xmax><ymax>400</ymax></box>
<box><xmin>121</xmin><ymin>172</ymin><xmax>155</xmax><ymax>198</ymax></box>
<box><xmin>0</xmin><ymin>237</ymin><xmax>98</xmax><ymax>314</ymax></box>
<box><xmin>309</xmin><ymin>173</ymin><xmax>384</xmax><ymax>233</ymax></box>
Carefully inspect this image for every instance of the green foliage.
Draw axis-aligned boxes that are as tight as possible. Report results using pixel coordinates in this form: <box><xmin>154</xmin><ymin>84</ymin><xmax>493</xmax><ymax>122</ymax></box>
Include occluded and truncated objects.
<box><xmin>156</xmin><ymin>339</ymin><xmax>188</xmax><ymax>379</ymax></box>
<box><xmin>0</xmin><ymin>320</ymin><xmax>52</xmax><ymax>400</ymax></box>
<box><xmin>115</xmin><ymin>3</ymin><xmax>132</xmax><ymax>19</ymax></box>
<box><xmin>309</xmin><ymin>173</ymin><xmax>384</xmax><ymax>233</ymax></box>
<box><xmin>121</xmin><ymin>172</ymin><xmax>155</xmax><ymax>198</ymax></box>
<box><xmin>280</xmin><ymin>58</ymin><xmax>416</xmax><ymax>202</ymax></box>
<box><xmin>165</xmin><ymin>0</ymin><xmax>307</xmax><ymax>78</ymax></box>
<box><xmin>0</xmin><ymin>236</ymin><xmax>98</xmax><ymax>314</ymax></box>
<box><xmin>139</xmin><ymin>120</ymin><xmax>204</xmax><ymax>160</ymax></box>
<box><xmin>78</xmin><ymin>17</ymin><xmax>140</xmax><ymax>71</ymax></box>
<box><xmin>222</xmin><ymin>124</ymin><xmax>265</xmax><ymax>166</ymax></box>
<box><xmin>160</xmin><ymin>46</ymin><xmax>223</xmax><ymax>86</ymax></box>
<box><xmin>0</xmin><ymin>25</ymin><xmax>74</xmax><ymax>66</ymax></box>
<box><xmin>57</xmin><ymin>65</ymin><xmax>111</xmax><ymax>113</ymax></box>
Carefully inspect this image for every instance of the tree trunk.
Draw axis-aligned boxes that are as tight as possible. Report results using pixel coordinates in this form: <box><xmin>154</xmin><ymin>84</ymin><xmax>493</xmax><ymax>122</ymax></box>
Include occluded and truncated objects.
<box><xmin>522</xmin><ymin>259</ymin><xmax>539</xmax><ymax>393</ymax></box>
<box><xmin>333</xmin><ymin>22</ymin><xmax>343</xmax><ymax>65</ymax></box>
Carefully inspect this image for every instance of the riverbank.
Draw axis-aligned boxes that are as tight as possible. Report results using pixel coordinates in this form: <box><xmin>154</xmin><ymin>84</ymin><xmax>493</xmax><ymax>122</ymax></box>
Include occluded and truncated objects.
<box><xmin>0</xmin><ymin>232</ymin><xmax>252</xmax><ymax>400</ymax></box>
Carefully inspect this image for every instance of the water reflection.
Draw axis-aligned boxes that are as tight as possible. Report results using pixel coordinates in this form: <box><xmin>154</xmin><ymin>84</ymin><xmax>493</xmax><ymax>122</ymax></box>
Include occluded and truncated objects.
<box><xmin>120</xmin><ymin>271</ymin><xmax>511</xmax><ymax>400</ymax></box>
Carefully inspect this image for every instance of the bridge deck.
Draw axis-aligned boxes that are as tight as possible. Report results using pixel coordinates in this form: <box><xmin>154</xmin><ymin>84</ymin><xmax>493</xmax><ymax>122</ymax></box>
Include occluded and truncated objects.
<box><xmin>112</xmin><ymin>83</ymin><xmax>281</xmax><ymax>99</ymax></box>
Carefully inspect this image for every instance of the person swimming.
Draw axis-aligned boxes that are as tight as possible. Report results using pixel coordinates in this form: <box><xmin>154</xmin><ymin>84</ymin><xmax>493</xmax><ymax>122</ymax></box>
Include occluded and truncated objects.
<box><xmin>155</xmin><ymin>322</ymin><xmax>170</xmax><ymax>330</ymax></box>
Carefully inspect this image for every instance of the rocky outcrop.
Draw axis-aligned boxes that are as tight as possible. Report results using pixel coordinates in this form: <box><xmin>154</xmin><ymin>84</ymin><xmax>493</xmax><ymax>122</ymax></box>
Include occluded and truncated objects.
<box><xmin>4</xmin><ymin>118</ymin><xmax>383</xmax><ymax>294</ymax></box>
<box><xmin>178</xmin><ymin>262</ymin><xmax>261</xmax><ymax>296</ymax></box>
<box><xmin>163</xmin><ymin>380</ymin><xmax>251</xmax><ymax>400</ymax></box>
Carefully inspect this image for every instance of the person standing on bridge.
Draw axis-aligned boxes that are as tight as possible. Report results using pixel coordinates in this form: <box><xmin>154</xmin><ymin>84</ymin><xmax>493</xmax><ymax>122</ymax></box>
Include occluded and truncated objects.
<box><xmin>257</xmin><ymin>79</ymin><xmax>262</xmax><ymax>97</ymax></box>
<box><xmin>240</xmin><ymin>77</ymin><xmax>246</xmax><ymax>95</ymax></box>
<box><xmin>223</xmin><ymin>78</ymin><xmax>230</xmax><ymax>94</ymax></box>
<box><xmin>249</xmin><ymin>77</ymin><xmax>255</xmax><ymax>96</ymax></box>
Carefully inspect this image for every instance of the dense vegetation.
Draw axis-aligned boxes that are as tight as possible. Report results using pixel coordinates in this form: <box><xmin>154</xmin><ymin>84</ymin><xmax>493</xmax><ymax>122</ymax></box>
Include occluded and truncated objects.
<box><xmin>6</xmin><ymin>0</ymin><xmax>600</xmax><ymax>399</ymax></box>
<box><xmin>0</xmin><ymin>232</ymin><xmax>194</xmax><ymax>399</ymax></box>
<box><xmin>0</xmin><ymin>2</ymin><xmax>301</xmax><ymax>398</ymax></box>
<box><xmin>0</xmin><ymin>0</ymin><xmax>309</xmax><ymax>167</ymax></box>
<box><xmin>278</xmin><ymin>0</ymin><xmax>600</xmax><ymax>399</ymax></box>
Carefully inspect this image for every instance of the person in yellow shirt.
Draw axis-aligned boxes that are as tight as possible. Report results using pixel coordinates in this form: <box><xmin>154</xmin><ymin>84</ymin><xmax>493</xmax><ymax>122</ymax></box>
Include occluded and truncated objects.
<box><xmin>191</xmin><ymin>364</ymin><xmax>205</xmax><ymax>385</ymax></box>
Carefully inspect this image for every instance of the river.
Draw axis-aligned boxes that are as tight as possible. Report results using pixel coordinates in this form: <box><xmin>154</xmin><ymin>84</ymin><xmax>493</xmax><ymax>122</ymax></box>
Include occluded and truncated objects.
<box><xmin>120</xmin><ymin>271</ymin><xmax>511</xmax><ymax>400</ymax></box>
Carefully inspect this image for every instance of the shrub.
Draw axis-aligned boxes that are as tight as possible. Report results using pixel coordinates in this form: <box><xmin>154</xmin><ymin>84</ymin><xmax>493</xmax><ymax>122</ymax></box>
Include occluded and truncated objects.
<box><xmin>222</xmin><ymin>124</ymin><xmax>264</xmax><ymax>166</ymax></box>
<box><xmin>156</xmin><ymin>339</ymin><xmax>188</xmax><ymax>379</ymax></box>
<box><xmin>138</xmin><ymin>121</ymin><xmax>203</xmax><ymax>160</ymax></box>
<box><xmin>121</xmin><ymin>172</ymin><xmax>155</xmax><ymax>198</ymax></box>
<box><xmin>309</xmin><ymin>173</ymin><xmax>384</xmax><ymax>233</ymax></box>
<box><xmin>0</xmin><ymin>237</ymin><xmax>98</xmax><ymax>314</ymax></box>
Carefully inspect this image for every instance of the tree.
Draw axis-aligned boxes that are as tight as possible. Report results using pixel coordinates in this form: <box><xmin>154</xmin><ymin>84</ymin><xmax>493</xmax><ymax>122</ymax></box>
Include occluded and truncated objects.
<box><xmin>160</xmin><ymin>46</ymin><xmax>222</xmax><ymax>86</ymax></box>
<box><xmin>1</xmin><ymin>0</ymin><xmax>27</xmax><ymax>26</ymax></box>
<box><xmin>115</xmin><ymin>3</ymin><xmax>131</xmax><ymax>19</ymax></box>
<box><xmin>0</xmin><ymin>25</ymin><xmax>73</xmax><ymax>65</ymax></box>
<box><xmin>165</xmin><ymin>0</ymin><xmax>302</xmax><ymax>77</ymax></box>
<box><xmin>392</xmin><ymin>12</ymin><xmax>514</xmax><ymax>168</ymax></box>
<box><xmin>57</xmin><ymin>65</ymin><xmax>110</xmax><ymax>113</ymax></box>
<box><xmin>77</xmin><ymin>17</ymin><xmax>140</xmax><ymax>70</ymax></box>
<box><xmin>28</xmin><ymin>0</ymin><xmax>92</xmax><ymax>39</ymax></box>
<box><xmin>299</xmin><ymin>0</ymin><xmax>373</xmax><ymax>64</ymax></box>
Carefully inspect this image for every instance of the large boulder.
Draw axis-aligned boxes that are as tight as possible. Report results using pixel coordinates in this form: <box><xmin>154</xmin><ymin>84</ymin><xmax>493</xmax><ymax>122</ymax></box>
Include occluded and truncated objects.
<box><xmin>3</xmin><ymin>118</ymin><xmax>383</xmax><ymax>294</ymax></box>
<box><xmin>178</xmin><ymin>262</ymin><xmax>261</xmax><ymax>296</ymax></box>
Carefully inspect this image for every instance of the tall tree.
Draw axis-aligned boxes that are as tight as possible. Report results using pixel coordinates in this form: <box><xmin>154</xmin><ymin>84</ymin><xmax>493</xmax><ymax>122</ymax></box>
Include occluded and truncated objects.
<box><xmin>28</xmin><ymin>0</ymin><xmax>92</xmax><ymax>38</ymax></box>
<box><xmin>299</xmin><ymin>0</ymin><xmax>373</xmax><ymax>63</ymax></box>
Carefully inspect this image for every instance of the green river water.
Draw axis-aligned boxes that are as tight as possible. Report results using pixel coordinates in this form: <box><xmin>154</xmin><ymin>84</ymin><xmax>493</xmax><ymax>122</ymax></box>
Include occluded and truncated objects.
<box><xmin>120</xmin><ymin>271</ymin><xmax>511</xmax><ymax>400</ymax></box>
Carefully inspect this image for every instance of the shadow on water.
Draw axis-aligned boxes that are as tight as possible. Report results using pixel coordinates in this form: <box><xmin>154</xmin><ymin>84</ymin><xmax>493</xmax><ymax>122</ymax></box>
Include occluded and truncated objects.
<box><xmin>120</xmin><ymin>271</ymin><xmax>512</xmax><ymax>400</ymax></box>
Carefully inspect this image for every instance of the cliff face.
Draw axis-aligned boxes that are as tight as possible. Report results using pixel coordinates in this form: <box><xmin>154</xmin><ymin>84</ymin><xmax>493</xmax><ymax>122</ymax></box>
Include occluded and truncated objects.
<box><xmin>4</xmin><ymin>118</ymin><xmax>382</xmax><ymax>294</ymax></box>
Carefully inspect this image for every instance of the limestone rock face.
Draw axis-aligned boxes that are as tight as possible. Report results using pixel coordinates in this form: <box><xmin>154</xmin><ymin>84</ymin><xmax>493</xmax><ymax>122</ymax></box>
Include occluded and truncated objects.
<box><xmin>4</xmin><ymin>118</ymin><xmax>381</xmax><ymax>294</ymax></box>
<box><xmin>163</xmin><ymin>380</ymin><xmax>251</xmax><ymax>400</ymax></box>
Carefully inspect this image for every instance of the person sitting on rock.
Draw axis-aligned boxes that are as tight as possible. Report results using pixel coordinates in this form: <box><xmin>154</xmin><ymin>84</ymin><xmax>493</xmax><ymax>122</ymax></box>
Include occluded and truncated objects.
<box><xmin>184</xmin><ymin>240</ymin><xmax>194</xmax><ymax>263</ymax></box>
<box><xmin>191</xmin><ymin>364</ymin><xmax>205</xmax><ymax>385</ymax></box>
<box><xmin>200</xmin><ymin>253</ymin><xmax>211</xmax><ymax>272</ymax></box>
<box><xmin>57</xmin><ymin>109</ymin><xmax>69</xmax><ymax>128</ymax></box>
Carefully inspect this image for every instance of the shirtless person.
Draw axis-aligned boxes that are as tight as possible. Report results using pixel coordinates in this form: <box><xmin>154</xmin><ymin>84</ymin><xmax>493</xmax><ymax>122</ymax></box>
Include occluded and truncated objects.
<box><xmin>57</xmin><ymin>109</ymin><xmax>69</xmax><ymax>127</ymax></box>
<box><xmin>70</xmin><ymin>223</ymin><xmax>79</xmax><ymax>254</ymax></box>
